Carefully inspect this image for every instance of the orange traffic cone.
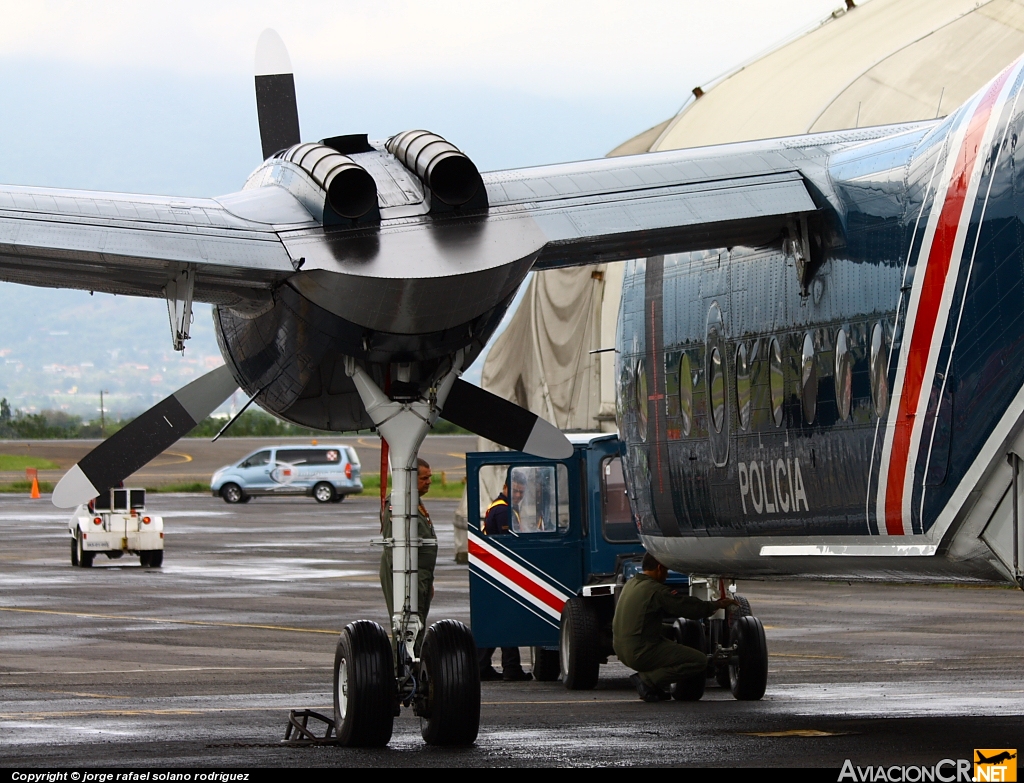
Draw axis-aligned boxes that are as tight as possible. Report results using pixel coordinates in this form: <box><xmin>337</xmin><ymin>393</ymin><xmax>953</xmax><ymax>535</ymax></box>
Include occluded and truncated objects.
<box><xmin>27</xmin><ymin>468</ymin><xmax>40</xmax><ymax>499</ymax></box>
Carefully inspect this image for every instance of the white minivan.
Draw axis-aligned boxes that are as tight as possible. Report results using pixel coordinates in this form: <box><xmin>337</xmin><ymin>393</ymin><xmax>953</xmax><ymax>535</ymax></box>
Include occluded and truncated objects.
<box><xmin>210</xmin><ymin>444</ymin><xmax>362</xmax><ymax>503</ymax></box>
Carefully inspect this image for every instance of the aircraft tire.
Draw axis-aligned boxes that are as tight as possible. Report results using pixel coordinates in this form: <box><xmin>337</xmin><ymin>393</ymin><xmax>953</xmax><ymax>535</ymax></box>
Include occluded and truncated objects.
<box><xmin>531</xmin><ymin>647</ymin><xmax>560</xmax><ymax>681</ymax></box>
<box><xmin>70</xmin><ymin>536</ymin><xmax>79</xmax><ymax>567</ymax></box>
<box><xmin>729</xmin><ymin>615</ymin><xmax>768</xmax><ymax>701</ymax></box>
<box><xmin>671</xmin><ymin>619</ymin><xmax>707</xmax><ymax>701</ymax></box>
<box><xmin>717</xmin><ymin>595</ymin><xmax>753</xmax><ymax>686</ymax></box>
<box><xmin>333</xmin><ymin>620</ymin><xmax>395</xmax><ymax>747</ymax></box>
<box><xmin>559</xmin><ymin>596</ymin><xmax>601</xmax><ymax>690</ymax></box>
<box><xmin>418</xmin><ymin>619</ymin><xmax>480</xmax><ymax>746</ymax></box>
<box><xmin>76</xmin><ymin>532</ymin><xmax>94</xmax><ymax>568</ymax></box>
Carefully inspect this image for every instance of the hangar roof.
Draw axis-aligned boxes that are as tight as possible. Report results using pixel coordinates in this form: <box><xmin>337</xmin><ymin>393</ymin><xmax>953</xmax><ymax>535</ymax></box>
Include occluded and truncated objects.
<box><xmin>610</xmin><ymin>0</ymin><xmax>1024</xmax><ymax>157</ymax></box>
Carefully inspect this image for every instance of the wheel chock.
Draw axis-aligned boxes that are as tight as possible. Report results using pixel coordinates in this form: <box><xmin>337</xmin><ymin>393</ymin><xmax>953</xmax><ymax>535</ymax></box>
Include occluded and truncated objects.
<box><xmin>282</xmin><ymin>709</ymin><xmax>337</xmax><ymax>745</ymax></box>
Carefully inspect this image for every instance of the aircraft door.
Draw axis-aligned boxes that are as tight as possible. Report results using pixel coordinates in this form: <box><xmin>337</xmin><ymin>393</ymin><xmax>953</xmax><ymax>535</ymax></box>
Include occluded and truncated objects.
<box><xmin>467</xmin><ymin>454</ymin><xmax>583</xmax><ymax>649</ymax></box>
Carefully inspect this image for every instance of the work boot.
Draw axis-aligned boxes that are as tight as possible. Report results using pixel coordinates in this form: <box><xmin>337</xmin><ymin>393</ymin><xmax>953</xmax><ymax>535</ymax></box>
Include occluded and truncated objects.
<box><xmin>502</xmin><ymin>668</ymin><xmax>533</xmax><ymax>682</ymax></box>
<box><xmin>454</xmin><ymin>552</ymin><xmax>468</xmax><ymax>564</ymax></box>
<box><xmin>480</xmin><ymin>666</ymin><xmax>502</xmax><ymax>681</ymax></box>
<box><xmin>630</xmin><ymin>673</ymin><xmax>668</xmax><ymax>703</ymax></box>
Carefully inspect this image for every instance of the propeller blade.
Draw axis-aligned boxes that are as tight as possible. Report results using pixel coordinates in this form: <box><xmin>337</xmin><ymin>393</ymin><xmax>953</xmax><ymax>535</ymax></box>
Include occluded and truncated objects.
<box><xmin>440</xmin><ymin>378</ymin><xmax>572</xmax><ymax>459</ymax></box>
<box><xmin>255</xmin><ymin>28</ymin><xmax>301</xmax><ymax>159</ymax></box>
<box><xmin>53</xmin><ymin>366</ymin><xmax>238</xmax><ymax>508</ymax></box>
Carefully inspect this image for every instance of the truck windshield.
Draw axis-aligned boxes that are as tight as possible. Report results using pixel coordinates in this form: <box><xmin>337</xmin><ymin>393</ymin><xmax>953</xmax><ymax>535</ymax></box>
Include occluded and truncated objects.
<box><xmin>602</xmin><ymin>456</ymin><xmax>637</xmax><ymax>542</ymax></box>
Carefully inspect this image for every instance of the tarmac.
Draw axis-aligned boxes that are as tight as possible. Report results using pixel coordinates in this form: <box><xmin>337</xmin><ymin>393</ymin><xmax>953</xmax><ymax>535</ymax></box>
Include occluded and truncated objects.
<box><xmin>1</xmin><ymin>493</ymin><xmax>1023</xmax><ymax>768</ymax></box>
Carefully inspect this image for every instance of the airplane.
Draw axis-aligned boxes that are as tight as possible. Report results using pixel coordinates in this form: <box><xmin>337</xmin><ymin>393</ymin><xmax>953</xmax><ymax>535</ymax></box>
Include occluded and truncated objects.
<box><xmin>0</xmin><ymin>24</ymin><xmax>1020</xmax><ymax>746</ymax></box>
<box><xmin>976</xmin><ymin>752</ymin><xmax>1017</xmax><ymax>765</ymax></box>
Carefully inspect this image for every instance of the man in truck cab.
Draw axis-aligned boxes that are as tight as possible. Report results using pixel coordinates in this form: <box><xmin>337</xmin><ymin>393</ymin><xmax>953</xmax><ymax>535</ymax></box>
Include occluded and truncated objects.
<box><xmin>482</xmin><ymin>476</ymin><xmax>524</xmax><ymax>535</ymax></box>
<box><xmin>613</xmin><ymin>553</ymin><xmax>737</xmax><ymax>702</ymax></box>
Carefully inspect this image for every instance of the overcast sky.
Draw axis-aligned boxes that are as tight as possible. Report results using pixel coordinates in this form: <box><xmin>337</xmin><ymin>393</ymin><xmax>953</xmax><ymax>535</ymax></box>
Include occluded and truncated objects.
<box><xmin>0</xmin><ymin>0</ymin><xmax>844</xmax><ymax>403</ymax></box>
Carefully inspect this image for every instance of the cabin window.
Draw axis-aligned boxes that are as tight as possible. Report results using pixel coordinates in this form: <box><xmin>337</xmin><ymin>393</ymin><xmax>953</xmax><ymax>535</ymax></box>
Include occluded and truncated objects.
<box><xmin>709</xmin><ymin>347</ymin><xmax>725</xmax><ymax>433</ymax></box>
<box><xmin>678</xmin><ymin>352</ymin><xmax>692</xmax><ymax>436</ymax></box>
<box><xmin>635</xmin><ymin>358</ymin><xmax>648</xmax><ymax>441</ymax></box>
<box><xmin>769</xmin><ymin>337</ymin><xmax>784</xmax><ymax>427</ymax></box>
<box><xmin>801</xmin><ymin>332</ymin><xmax>817</xmax><ymax>424</ymax></box>
<box><xmin>735</xmin><ymin>343</ymin><xmax>751</xmax><ymax>431</ymax></box>
<box><xmin>870</xmin><ymin>322</ymin><xmax>889</xmax><ymax>417</ymax></box>
<box><xmin>835</xmin><ymin>328</ymin><xmax>852</xmax><ymax>421</ymax></box>
<box><xmin>601</xmin><ymin>456</ymin><xmax>638</xmax><ymax>543</ymax></box>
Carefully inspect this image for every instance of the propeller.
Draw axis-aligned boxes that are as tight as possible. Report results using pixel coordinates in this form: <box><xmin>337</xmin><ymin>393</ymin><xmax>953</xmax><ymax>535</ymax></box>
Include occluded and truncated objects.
<box><xmin>254</xmin><ymin>28</ymin><xmax>301</xmax><ymax>159</ymax></box>
<box><xmin>440</xmin><ymin>379</ymin><xmax>573</xmax><ymax>460</ymax></box>
<box><xmin>52</xmin><ymin>366</ymin><xmax>238</xmax><ymax>508</ymax></box>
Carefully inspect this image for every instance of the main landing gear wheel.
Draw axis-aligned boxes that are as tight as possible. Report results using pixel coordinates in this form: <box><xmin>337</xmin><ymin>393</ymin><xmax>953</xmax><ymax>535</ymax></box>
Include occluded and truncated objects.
<box><xmin>75</xmin><ymin>532</ymin><xmax>94</xmax><ymax>568</ymax></box>
<box><xmin>333</xmin><ymin>620</ymin><xmax>395</xmax><ymax>747</ymax></box>
<box><xmin>671</xmin><ymin>618</ymin><xmax>707</xmax><ymax>701</ymax></box>
<box><xmin>716</xmin><ymin>595</ymin><xmax>752</xmax><ymax>688</ymax></box>
<box><xmin>313</xmin><ymin>482</ymin><xmax>336</xmax><ymax>504</ymax></box>
<box><xmin>531</xmin><ymin>647</ymin><xmax>560</xmax><ymax>682</ymax></box>
<box><xmin>729</xmin><ymin>615</ymin><xmax>768</xmax><ymax>701</ymax></box>
<box><xmin>417</xmin><ymin>619</ymin><xmax>480</xmax><ymax>746</ymax></box>
<box><xmin>560</xmin><ymin>596</ymin><xmax>601</xmax><ymax>690</ymax></box>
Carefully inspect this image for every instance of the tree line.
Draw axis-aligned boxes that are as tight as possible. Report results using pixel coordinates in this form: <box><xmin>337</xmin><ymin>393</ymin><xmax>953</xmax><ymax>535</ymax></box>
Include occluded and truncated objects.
<box><xmin>0</xmin><ymin>399</ymin><xmax>469</xmax><ymax>439</ymax></box>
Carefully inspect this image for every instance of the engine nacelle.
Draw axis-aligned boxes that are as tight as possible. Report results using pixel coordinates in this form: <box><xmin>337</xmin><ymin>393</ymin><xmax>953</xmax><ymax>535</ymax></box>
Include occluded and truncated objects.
<box><xmin>386</xmin><ymin>130</ymin><xmax>487</xmax><ymax>211</ymax></box>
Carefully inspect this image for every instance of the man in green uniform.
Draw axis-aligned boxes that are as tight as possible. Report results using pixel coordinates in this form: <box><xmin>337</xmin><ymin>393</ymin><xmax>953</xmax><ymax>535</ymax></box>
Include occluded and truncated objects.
<box><xmin>613</xmin><ymin>552</ymin><xmax>737</xmax><ymax>702</ymax></box>
<box><xmin>380</xmin><ymin>457</ymin><xmax>436</xmax><ymax>658</ymax></box>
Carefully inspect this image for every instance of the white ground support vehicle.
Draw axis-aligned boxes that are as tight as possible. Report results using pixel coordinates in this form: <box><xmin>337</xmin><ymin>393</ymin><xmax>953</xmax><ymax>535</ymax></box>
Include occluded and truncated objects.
<box><xmin>68</xmin><ymin>488</ymin><xmax>164</xmax><ymax>568</ymax></box>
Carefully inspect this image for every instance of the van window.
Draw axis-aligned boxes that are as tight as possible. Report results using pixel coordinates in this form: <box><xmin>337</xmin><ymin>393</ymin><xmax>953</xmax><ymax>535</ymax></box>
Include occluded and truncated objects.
<box><xmin>345</xmin><ymin>447</ymin><xmax>360</xmax><ymax>467</ymax></box>
<box><xmin>240</xmin><ymin>451</ymin><xmax>271</xmax><ymax>468</ymax></box>
<box><xmin>275</xmin><ymin>449</ymin><xmax>342</xmax><ymax>466</ymax></box>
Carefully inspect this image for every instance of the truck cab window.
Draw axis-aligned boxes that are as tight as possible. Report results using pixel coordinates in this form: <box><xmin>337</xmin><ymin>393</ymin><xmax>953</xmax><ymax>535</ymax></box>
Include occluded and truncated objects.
<box><xmin>508</xmin><ymin>465</ymin><xmax>568</xmax><ymax>534</ymax></box>
<box><xmin>601</xmin><ymin>456</ymin><xmax>638</xmax><ymax>542</ymax></box>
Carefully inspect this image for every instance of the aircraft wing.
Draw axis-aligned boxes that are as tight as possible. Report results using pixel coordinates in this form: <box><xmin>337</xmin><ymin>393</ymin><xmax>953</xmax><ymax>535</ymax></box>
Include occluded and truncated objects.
<box><xmin>0</xmin><ymin>183</ymin><xmax>308</xmax><ymax>309</ymax></box>
<box><xmin>482</xmin><ymin>138</ymin><xmax>835</xmax><ymax>271</ymax></box>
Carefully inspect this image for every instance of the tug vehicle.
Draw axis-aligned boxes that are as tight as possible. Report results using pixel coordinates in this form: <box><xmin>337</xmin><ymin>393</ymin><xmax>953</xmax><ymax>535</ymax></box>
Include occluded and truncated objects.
<box><xmin>467</xmin><ymin>433</ymin><xmax>768</xmax><ymax>700</ymax></box>
<box><xmin>68</xmin><ymin>488</ymin><xmax>164</xmax><ymax>568</ymax></box>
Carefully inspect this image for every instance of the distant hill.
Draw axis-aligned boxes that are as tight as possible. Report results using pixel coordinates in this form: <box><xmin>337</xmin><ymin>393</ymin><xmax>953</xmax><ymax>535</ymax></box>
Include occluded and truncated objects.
<box><xmin>0</xmin><ymin>283</ymin><xmax>225</xmax><ymax>419</ymax></box>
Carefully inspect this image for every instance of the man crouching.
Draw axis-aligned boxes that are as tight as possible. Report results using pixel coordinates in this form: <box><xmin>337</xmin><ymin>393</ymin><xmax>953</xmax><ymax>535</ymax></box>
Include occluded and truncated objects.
<box><xmin>612</xmin><ymin>553</ymin><xmax>737</xmax><ymax>702</ymax></box>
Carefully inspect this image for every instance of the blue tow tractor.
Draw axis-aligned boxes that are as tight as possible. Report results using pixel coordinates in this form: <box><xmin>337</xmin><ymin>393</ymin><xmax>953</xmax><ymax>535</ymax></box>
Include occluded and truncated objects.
<box><xmin>467</xmin><ymin>432</ymin><xmax>748</xmax><ymax>691</ymax></box>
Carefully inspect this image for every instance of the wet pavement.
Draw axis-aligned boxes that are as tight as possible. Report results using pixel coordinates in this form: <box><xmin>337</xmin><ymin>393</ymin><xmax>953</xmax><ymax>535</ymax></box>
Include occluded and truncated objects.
<box><xmin>1</xmin><ymin>494</ymin><xmax>1022</xmax><ymax>767</ymax></box>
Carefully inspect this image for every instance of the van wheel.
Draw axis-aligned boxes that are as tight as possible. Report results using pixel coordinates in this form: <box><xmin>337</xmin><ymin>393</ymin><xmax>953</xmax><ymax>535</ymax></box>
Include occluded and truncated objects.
<box><xmin>331</xmin><ymin>494</ymin><xmax>346</xmax><ymax>503</ymax></box>
<box><xmin>220</xmin><ymin>483</ymin><xmax>245</xmax><ymax>504</ymax></box>
<box><xmin>313</xmin><ymin>482</ymin><xmax>336</xmax><ymax>503</ymax></box>
<box><xmin>559</xmin><ymin>596</ymin><xmax>601</xmax><ymax>690</ymax></box>
<box><xmin>76</xmin><ymin>532</ymin><xmax>93</xmax><ymax>568</ymax></box>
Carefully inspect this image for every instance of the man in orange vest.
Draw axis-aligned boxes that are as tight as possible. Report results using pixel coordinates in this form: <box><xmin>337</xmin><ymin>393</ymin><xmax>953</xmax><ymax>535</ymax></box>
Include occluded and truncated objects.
<box><xmin>478</xmin><ymin>477</ymin><xmax>532</xmax><ymax>681</ymax></box>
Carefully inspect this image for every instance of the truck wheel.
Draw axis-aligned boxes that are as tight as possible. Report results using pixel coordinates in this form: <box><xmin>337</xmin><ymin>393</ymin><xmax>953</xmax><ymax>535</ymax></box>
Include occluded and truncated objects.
<box><xmin>76</xmin><ymin>532</ymin><xmax>93</xmax><ymax>568</ymax></box>
<box><xmin>220</xmin><ymin>483</ymin><xmax>245</xmax><ymax>504</ymax></box>
<box><xmin>70</xmin><ymin>536</ymin><xmax>79</xmax><ymax>567</ymax></box>
<box><xmin>418</xmin><ymin>619</ymin><xmax>480</xmax><ymax>746</ymax></box>
<box><xmin>313</xmin><ymin>482</ymin><xmax>336</xmax><ymax>503</ymax></box>
<box><xmin>334</xmin><ymin>620</ymin><xmax>395</xmax><ymax>747</ymax></box>
<box><xmin>729</xmin><ymin>615</ymin><xmax>768</xmax><ymax>701</ymax></box>
<box><xmin>671</xmin><ymin>619</ymin><xmax>707</xmax><ymax>701</ymax></box>
<box><xmin>141</xmin><ymin>551</ymin><xmax>163</xmax><ymax>568</ymax></box>
<box><xmin>559</xmin><ymin>596</ymin><xmax>601</xmax><ymax>690</ymax></box>
<box><xmin>531</xmin><ymin>647</ymin><xmax>560</xmax><ymax>681</ymax></box>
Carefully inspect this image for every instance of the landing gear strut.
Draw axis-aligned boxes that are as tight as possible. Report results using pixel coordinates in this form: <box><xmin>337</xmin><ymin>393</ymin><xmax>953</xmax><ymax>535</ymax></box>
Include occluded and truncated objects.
<box><xmin>335</xmin><ymin>357</ymin><xmax>481</xmax><ymax>747</ymax></box>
